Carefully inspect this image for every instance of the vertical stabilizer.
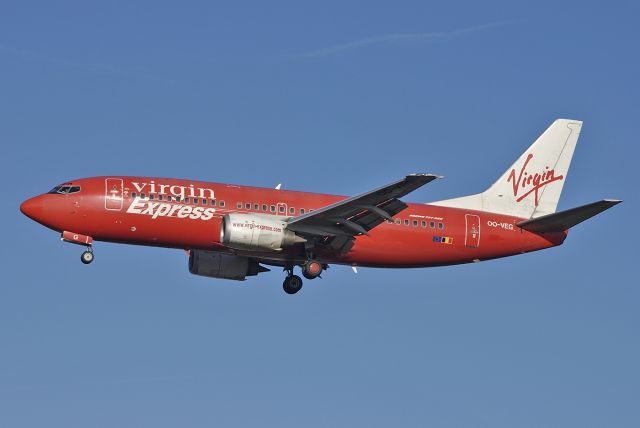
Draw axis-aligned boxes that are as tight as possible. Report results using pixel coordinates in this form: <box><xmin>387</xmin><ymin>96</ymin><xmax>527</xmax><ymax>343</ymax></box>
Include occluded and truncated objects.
<box><xmin>431</xmin><ymin>119</ymin><xmax>582</xmax><ymax>219</ymax></box>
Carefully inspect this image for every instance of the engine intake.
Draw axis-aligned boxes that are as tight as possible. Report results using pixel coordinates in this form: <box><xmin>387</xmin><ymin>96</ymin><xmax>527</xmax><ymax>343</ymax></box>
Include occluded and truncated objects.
<box><xmin>220</xmin><ymin>213</ymin><xmax>305</xmax><ymax>251</ymax></box>
<box><xmin>188</xmin><ymin>250</ymin><xmax>267</xmax><ymax>281</ymax></box>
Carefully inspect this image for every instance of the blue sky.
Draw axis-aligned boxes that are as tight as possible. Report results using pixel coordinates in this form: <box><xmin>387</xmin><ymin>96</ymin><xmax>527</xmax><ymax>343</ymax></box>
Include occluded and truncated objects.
<box><xmin>1</xmin><ymin>1</ymin><xmax>638</xmax><ymax>426</ymax></box>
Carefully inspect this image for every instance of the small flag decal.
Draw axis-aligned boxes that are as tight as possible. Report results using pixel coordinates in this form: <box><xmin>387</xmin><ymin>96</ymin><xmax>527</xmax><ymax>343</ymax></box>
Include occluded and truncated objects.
<box><xmin>433</xmin><ymin>236</ymin><xmax>453</xmax><ymax>245</ymax></box>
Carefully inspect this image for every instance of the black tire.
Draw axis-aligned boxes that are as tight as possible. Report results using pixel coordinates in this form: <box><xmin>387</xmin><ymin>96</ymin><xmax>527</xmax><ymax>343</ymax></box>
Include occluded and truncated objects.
<box><xmin>81</xmin><ymin>251</ymin><xmax>94</xmax><ymax>264</ymax></box>
<box><xmin>283</xmin><ymin>275</ymin><xmax>303</xmax><ymax>294</ymax></box>
<box><xmin>302</xmin><ymin>261</ymin><xmax>323</xmax><ymax>280</ymax></box>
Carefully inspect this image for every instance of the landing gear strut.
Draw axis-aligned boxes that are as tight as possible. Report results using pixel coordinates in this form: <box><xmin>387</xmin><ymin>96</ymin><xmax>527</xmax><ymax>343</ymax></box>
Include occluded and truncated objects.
<box><xmin>283</xmin><ymin>268</ymin><xmax>303</xmax><ymax>294</ymax></box>
<box><xmin>80</xmin><ymin>247</ymin><xmax>94</xmax><ymax>264</ymax></box>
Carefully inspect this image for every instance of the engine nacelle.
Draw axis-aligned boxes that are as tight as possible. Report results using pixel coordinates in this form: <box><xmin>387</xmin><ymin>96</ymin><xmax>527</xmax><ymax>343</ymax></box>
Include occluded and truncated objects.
<box><xmin>188</xmin><ymin>250</ymin><xmax>265</xmax><ymax>281</ymax></box>
<box><xmin>220</xmin><ymin>213</ymin><xmax>305</xmax><ymax>251</ymax></box>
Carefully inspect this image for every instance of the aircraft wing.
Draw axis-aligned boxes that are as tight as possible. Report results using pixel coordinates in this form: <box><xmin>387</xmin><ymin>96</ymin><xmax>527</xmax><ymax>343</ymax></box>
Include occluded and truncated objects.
<box><xmin>286</xmin><ymin>174</ymin><xmax>441</xmax><ymax>254</ymax></box>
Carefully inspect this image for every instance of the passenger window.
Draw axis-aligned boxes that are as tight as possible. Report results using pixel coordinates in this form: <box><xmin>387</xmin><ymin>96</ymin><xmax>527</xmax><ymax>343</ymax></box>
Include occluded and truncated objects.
<box><xmin>300</xmin><ymin>208</ymin><xmax>305</xmax><ymax>214</ymax></box>
<box><xmin>185</xmin><ymin>197</ymin><xmax>190</xmax><ymax>203</ymax></box>
<box><xmin>131</xmin><ymin>192</ymin><xmax>137</xmax><ymax>198</ymax></box>
<box><xmin>246</xmin><ymin>203</ymin><xmax>251</xmax><ymax>210</ymax></box>
<box><xmin>438</xmin><ymin>222</ymin><xmax>444</xmax><ymax>230</ymax></box>
<box><xmin>149</xmin><ymin>194</ymin><xmax>154</xmax><ymax>200</ymax></box>
<box><xmin>194</xmin><ymin>198</ymin><xmax>199</xmax><ymax>204</ymax></box>
<box><xmin>279</xmin><ymin>206</ymin><xmax>285</xmax><ymax>213</ymax></box>
<box><xmin>413</xmin><ymin>220</ymin><xmax>418</xmax><ymax>227</ymax></box>
<box><xmin>289</xmin><ymin>207</ymin><xmax>295</xmax><ymax>214</ymax></box>
<box><xmin>262</xmin><ymin>204</ymin><xmax>267</xmax><ymax>211</ymax></box>
<box><xmin>211</xmin><ymin>199</ymin><xmax>216</xmax><ymax>206</ymax></box>
<box><xmin>254</xmin><ymin>203</ymin><xmax>259</xmax><ymax>210</ymax></box>
<box><xmin>237</xmin><ymin>202</ymin><xmax>242</xmax><ymax>209</ymax></box>
<box><xmin>167</xmin><ymin>195</ymin><xmax>173</xmax><ymax>202</ymax></box>
<box><xmin>158</xmin><ymin>195</ymin><xmax>163</xmax><ymax>201</ymax></box>
<box><xmin>430</xmin><ymin>221</ymin><xmax>435</xmax><ymax>228</ymax></box>
<box><xmin>395</xmin><ymin>219</ymin><xmax>401</xmax><ymax>225</ymax></box>
<box><xmin>175</xmin><ymin>196</ymin><xmax>181</xmax><ymax>202</ymax></box>
<box><xmin>140</xmin><ymin>193</ymin><xmax>146</xmax><ymax>199</ymax></box>
<box><xmin>270</xmin><ymin>205</ymin><xmax>276</xmax><ymax>212</ymax></box>
<box><xmin>219</xmin><ymin>201</ymin><xmax>225</xmax><ymax>207</ymax></box>
<box><xmin>421</xmin><ymin>220</ymin><xmax>426</xmax><ymax>228</ymax></box>
<box><xmin>404</xmin><ymin>219</ymin><xmax>409</xmax><ymax>226</ymax></box>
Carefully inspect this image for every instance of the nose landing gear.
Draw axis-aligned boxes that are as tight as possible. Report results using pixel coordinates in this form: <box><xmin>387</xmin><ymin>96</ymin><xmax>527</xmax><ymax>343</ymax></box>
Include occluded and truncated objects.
<box><xmin>80</xmin><ymin>247</ymin><xmax>94</xmax><ymax>264</ymax></box>
<box><xmin>61</xmin><ymin>231</ymin><xmax>95</xmax><ymax>265</ymax></box>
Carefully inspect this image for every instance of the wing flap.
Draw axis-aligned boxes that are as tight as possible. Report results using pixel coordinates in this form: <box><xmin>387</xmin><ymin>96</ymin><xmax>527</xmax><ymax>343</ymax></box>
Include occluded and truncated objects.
<box><xmin>347</xmin><ymin>198</ymin><xmax>407</xmax><ymax>231</ymax></box>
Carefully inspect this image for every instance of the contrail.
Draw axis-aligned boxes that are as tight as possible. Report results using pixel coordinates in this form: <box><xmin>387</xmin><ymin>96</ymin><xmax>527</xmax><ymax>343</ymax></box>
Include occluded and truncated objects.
<box><xmin>293</xmin><ymin>21</ymin><xmax>512</xmax><ymax>60</ymax></box>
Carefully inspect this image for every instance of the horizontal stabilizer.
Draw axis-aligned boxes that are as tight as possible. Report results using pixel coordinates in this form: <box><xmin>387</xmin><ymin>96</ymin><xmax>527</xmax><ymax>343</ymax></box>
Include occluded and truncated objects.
<box><xmin>517</xmin><ymin>199</ymin><xmax>622</xmax><ymax>233</ymax></box>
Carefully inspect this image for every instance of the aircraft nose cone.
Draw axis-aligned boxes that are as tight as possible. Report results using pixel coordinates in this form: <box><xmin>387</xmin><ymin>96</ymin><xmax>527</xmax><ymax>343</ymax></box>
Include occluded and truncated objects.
<box><xmin>20</xmin><ymin>196</ymin><xmax>44</xmax><ymax>221</ymax></box>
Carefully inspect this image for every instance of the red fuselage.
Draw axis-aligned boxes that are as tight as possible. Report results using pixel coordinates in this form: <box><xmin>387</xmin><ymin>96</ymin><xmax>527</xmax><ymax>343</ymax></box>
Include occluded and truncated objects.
<box><xmin>20</xmin><ymin>176</ymin><xmax>566</xmax><ymax>268</ymax></box>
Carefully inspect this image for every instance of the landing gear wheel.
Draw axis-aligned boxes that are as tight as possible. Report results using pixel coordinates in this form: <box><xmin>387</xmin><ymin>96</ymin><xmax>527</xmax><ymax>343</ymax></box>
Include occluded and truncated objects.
<box><xmin>283</xmin><ymin>275</ymin><xmax>303</xmax><ymax>294</ymax></box>
<box><xmin>81</xmin><ymin>250</ymin><xmax>94</xmax><ymax>264</ymax></box>
<box><xmin>302</xmin><ymin>260</ymin><xmax>323</xmax><ymax>280</ymax></box>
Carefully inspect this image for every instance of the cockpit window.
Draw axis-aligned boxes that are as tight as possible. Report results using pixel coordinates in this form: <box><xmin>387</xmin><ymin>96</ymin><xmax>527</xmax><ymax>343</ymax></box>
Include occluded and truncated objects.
<box><xmin>48</xmin><ymin>185</ymin><xmax>81</xmax><ymax>195</ymax></box>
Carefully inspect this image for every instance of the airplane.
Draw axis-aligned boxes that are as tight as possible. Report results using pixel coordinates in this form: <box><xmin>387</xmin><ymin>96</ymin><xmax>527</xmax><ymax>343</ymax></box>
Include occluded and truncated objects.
<box><xmin>20</xmin><ymin>119</ymin><xmax>621</xmax><ymax>294</ymax></box>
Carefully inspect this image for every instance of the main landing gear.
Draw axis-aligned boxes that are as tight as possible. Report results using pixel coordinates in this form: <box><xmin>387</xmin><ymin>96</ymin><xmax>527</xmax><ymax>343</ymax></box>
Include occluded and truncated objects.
<box><xmin>80</xmin><ymin>247</ymin><xmax>94</xmax><ymax>264</ymax></box>
<box><xmin>302</xmin><ymin>260</ymin><xmax>323</xmax><ymax>280</ymax></box>
<box><xmin>282</xmin><ymin>260</ymin><xmax>326</xmax><ymax>294</ymax></box>
<box><xmin>283</xmin><ymin>271</ymin><xmax>303</xmax><ymax>295</ymax></box>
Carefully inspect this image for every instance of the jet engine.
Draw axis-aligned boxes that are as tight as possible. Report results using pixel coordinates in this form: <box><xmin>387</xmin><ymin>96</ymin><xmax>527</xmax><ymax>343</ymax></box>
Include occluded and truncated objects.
<box><xmin>188</xmin><ymin>250</ymin><xmax>268</xmax><ymax>281</ymax></box>
<box><xmin>220</xmin><ymin>213</ymin><xmax>305</xmax><ymax>251</ymax></box>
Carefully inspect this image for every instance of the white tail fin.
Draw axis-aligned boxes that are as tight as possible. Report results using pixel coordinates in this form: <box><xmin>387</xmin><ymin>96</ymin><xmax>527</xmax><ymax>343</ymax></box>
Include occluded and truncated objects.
<box><xmin>431</xmin><ymin>119</ymin><xmax>582</xmax><ymax>219</ymax></box>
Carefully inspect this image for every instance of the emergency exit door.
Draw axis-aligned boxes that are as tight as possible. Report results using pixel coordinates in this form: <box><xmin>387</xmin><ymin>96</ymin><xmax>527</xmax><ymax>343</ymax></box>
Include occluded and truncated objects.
<box><xmin>465</xmin><ymin>214</ymin><xmax>480</xmax><ymax>247</ymax></box>
<box><xmin>276</xmin><ymin>202</ymin><xmax>287</xmax><ymax>215</ymax></box>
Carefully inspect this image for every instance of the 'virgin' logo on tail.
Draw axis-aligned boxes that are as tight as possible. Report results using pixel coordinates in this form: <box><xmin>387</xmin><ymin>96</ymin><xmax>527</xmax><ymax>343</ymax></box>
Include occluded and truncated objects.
<box><xmin>507</xmin><ymin>153</ymin><xmax>563</xmax><ymax>206</ymax></box>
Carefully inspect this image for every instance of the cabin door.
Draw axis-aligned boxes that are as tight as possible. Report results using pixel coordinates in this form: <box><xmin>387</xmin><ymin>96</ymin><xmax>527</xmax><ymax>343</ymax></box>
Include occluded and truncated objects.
<box><xmin>105</xmin><ymin>178</ymin><xmax>124</xmax><ymax>211</ymax></box>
